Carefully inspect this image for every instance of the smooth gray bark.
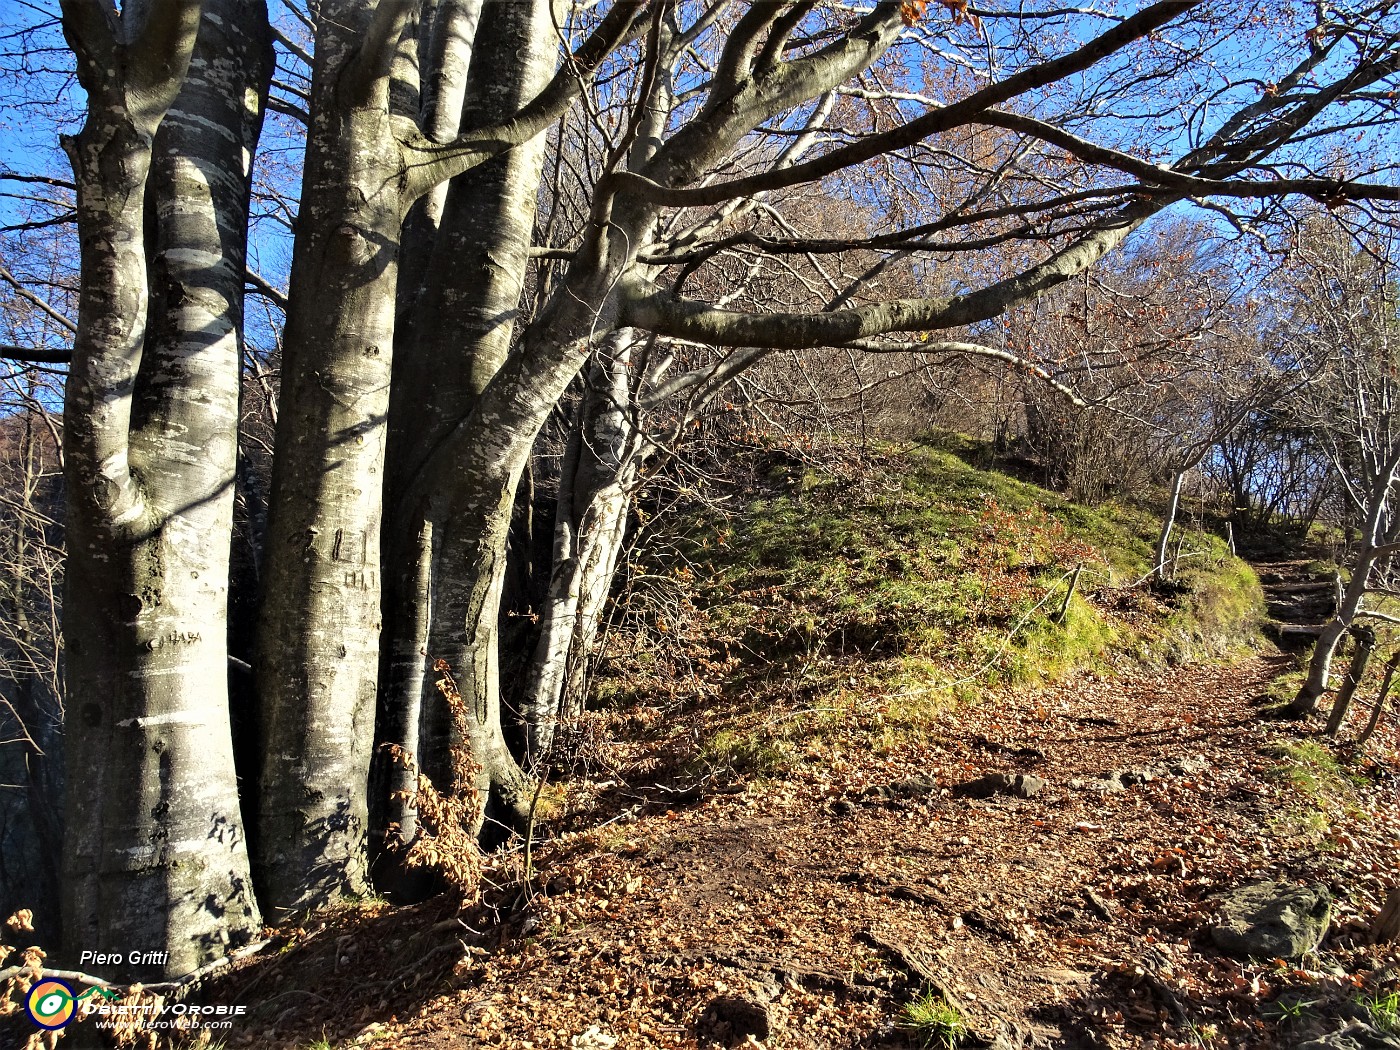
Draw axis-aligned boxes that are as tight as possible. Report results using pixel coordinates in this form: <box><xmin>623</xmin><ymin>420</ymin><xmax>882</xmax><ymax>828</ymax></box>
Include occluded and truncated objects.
<box><xmin>1326</xmin><ymin>625</ymin><xmax>1376</xmax><ymax>736</ymax></box>
<box><xmin>261</xmin><ymin>0</ymin><xmax>641</xmax><ymax>901</ymax></box>
<box><xmin>388</xmin><ymin>3</ymin><xmax>911</xmax><ymax>795</ymax></box>
<box><xmin>60</xmin><ymin>0</ymin><xmax>270</xmax><ymax>979</ymax></box>
<box><xmin>372</xmin><ymin>0</ymin><xmax>481</xmax><ymax>862</ymax></box>
<box><xmin>1154</xmin><ymin>469</ymin><xmax>1187</xmax><ymax>581</ymax></box>
<box><xmin>254</xmin><ymin>0</ymin><xmax>415</xmax><ymax>914</ymax></box>
<box><xmin>523</xmin><ymin>336</ymin><xmax>644</xmax><ymax>757</ymax></box>
<box><xmin>381</xmin><ymin>0</ymin><xmax>562</xmax><ymax>839</ymax></box>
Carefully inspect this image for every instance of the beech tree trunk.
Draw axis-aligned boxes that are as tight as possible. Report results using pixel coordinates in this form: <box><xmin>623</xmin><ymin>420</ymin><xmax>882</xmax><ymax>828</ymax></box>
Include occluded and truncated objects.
<box><xmin>1357</xmin><ymin>650</ymin><xmax>1400</xmax><ymax>750</ymax></box>
<box><xmin>377</xmin><ymin>0</ymin><xmax>559</xmax><ymax>843</ymax></box>
<box><xmin>384</xmin><ymin>2</ymin><xmax>909</xmax><ymax>814</ymax></box>
<box><xmin>60</xmin><ymin>0</ymin><xmax>269</xmax><ymax>979</ymax></box>
<box><xmin>253</xmin><ymin>0</ymin><xmax>412</xmax><ymax>915</ymax></box>
<box><xmin>1326</xmin><ymin>625</ymin><xmax>1376</xmax><ymax>736</ymax></box>
<box><xmin>523</xmin><ymin>338</ymin><xmax>645</xmax><ymax>758</ymax></box>
<box><xmin>255</xmin><ymin>0</ymin><xmax>640</xmax><ymax>903</ymax></box>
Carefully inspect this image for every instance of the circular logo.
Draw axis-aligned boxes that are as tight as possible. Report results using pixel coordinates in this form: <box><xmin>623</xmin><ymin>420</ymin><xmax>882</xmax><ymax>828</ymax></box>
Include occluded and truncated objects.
<box><xmin>26</xmin><ymin>978</ymin><xmax>76</xmax><ymax>1030</ymax></box>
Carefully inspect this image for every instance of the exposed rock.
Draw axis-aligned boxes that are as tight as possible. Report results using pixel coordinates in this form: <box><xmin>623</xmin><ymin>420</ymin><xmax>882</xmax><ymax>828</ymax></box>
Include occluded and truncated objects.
<box><xmin>1210</xmin><ymin>881</ymin><xmax>1331</xmax><ymax>959</ymax></box>
<box><xmin>571</xmin><ymin>1026</ymin><xmax>619</xmax><ymax>1049</ymax></box>
<box><xmin>700</xmin><ymin>995</ymin><xmax>771</xmax><ymax>1043</ymax></box>
<box><xmin>886</xmin><ymin>776</ymin><xmax>939</xmax><ymax>798</ymax></box>
<box><xmin>1067</xmin><ymin>758</ymin><xmax>1205</xmax><ymax>792</ymax></box>
<box><xmin>1068</xmin><ymin>775</ymin><xmax>1125</xmax><ymax>793</ymax></box>
<box><xmin>954</xmin><ymin>773</ymin><xmax>1046</xmax><ymax>799</ymax></box>
<box><xmin>753</xmin><ymin>971</ymin><xmax>782</xmax><ymax>1003</ymax></box>
<box><xmin>1170</xmin><ymin>754</ymin><xmax>1210</xmax><ymax>775</ymax></box>
<box><xmin>1291</xmin><ymin>1022</ymin><xmax>1400</xmax><ymax>1050</ymax></box>
<box><xmin>1114</xmin><ymin>766</ymin><xmax>1159</xmax><ymax>786</ymax></box>
<box><xmin>1083</xmin><ymin>888</ymin><xmax>1117</xmax><ymax>922</ymax></box>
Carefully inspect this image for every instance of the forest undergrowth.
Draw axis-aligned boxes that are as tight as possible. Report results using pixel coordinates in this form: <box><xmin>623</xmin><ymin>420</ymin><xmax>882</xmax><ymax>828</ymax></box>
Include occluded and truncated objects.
<box><xmin>11</xmin><ymin>441</ymin><xmax>1399</xmax><ymax>1050</ymax></box>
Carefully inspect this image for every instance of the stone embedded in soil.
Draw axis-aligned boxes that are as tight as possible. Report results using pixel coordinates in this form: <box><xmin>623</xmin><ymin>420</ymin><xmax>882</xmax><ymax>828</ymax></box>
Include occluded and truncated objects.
<box><xmin>1209</xmin><ymin>881</ymin><xmax>1332</xmax><ymax>959</ymax></box>
<box><xmin>1068</xmin><ymin>774</ymin><xmax>1126</xmax><ymax>793</ymax></box>
<box><xmin>571</xmin><ymin>1026</ymin><xmax>619</xmax><ymax>1049</ymax></box>
<box><xmin>1291</xmin><ymin>1022</ymin><xmax>1400</xmax><ymax>1050</ymax></box>
<box><xmin>1170</xmin><ymin>754</ymin><xmax>1209</xmax><ymax>775</ymax></box>
<box><xmin>700</xmin><ymin>995</ymin><xmax>772</xmax><ymax>1043</ymax></box>
<box><xmin>883</xmin><ymin>776</ymin><xmax>938</xmax><ymax>798</ymax></box>
<box><xmin>954</xmin><ymin>773</ymin><xmax>1046</xmax><ymax>799</ymax></box>
<box><xmin>1114</xmin><ymin>766</ymin><xmax>1158</xmax><ymax>786</ymax></box>
<box><xmin>1067</xmin><ymin>757</ymin><xmax>1207</xmax><ymax>793</ymax></box>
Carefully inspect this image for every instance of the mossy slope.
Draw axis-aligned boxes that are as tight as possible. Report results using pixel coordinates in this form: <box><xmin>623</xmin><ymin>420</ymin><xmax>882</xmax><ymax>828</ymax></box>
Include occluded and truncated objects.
<box><xmin>597</xmin><ymin>437</ymin><xmax>1263</xmax><ymax>764</ymax></box>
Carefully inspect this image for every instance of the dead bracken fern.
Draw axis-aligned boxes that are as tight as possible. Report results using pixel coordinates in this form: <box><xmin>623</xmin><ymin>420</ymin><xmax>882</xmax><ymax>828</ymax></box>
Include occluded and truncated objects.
<box><xmin>0</xmin><ymin>909</ymin><xmax>199</xmax><ymax>1049</ymax></box>
<box><xmin>385</xmin><ymin>659</ymin><xmax>485</xmax><ymax>898</ymax></box>
<box><xmin>0</xmin><ymin>909</ymin><xmax>60</xmax><ymax>1050</ymax></box>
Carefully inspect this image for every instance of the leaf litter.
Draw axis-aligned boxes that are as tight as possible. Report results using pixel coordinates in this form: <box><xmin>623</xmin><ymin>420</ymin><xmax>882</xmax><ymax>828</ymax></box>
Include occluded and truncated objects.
<box><xmin>192</xmin><ymin>655</ymin><xmax>1400</xmax><ymax>1050</ymax></box>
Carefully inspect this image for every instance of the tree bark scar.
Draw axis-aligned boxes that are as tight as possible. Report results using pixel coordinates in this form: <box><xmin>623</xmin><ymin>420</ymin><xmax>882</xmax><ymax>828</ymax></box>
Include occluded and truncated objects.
<box><xmin>333</xmin><ymin>526</ymin><xmax>343</xmax><ymax>561</ymax></box>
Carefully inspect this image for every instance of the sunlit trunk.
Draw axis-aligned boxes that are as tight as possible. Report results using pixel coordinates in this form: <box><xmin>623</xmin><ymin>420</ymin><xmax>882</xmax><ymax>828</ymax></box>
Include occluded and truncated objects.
<box><xmin>61</xmin><ymin>0</ymin><xmax>269</xmax><ymax>978</ymax></box>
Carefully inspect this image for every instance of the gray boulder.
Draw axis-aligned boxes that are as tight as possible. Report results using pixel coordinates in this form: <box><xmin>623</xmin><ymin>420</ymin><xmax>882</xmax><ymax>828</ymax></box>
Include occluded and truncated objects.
<box><xmin>1210</xmin><ymin>881</ymin><xmax>1331</xmax><ymax>959</ymax></box>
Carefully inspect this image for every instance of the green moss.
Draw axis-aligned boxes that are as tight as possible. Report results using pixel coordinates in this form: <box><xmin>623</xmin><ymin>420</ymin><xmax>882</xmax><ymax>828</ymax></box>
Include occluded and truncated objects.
<box><xmin>1266</xmin><ymin>740</ymin><xmax>1365</xmax><ymax>842</ymax></box>
<box><xmin>1158</xmin><ymin>542</ymin><xmax>1264</xmax><ymax>663</ymax></box>
<box><xmin>603</xmin><ymin>435</ymin><xmax>1266</xmax><ymax>759</ymax></box>
<box><xmin>1010</xmin><ymin>593</ymin><xmax>1119</xmax><ymax>683</ymax></box>
<box><xmin>693</xmin><ymin>727</ymin><xmax>795</xmax><ymax>778</ymax></box>
<box><xmin>659</xmin><ymin>441</ymin><xmax>1256</xmax><ymax>684</ymax></box>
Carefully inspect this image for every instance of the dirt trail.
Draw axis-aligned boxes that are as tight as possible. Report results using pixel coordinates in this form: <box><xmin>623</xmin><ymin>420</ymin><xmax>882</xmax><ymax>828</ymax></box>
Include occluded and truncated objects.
<box><xmin>202</xmin><ymin>655</ymin><xmax>1400</xmax><ymax>1050</ymax></box>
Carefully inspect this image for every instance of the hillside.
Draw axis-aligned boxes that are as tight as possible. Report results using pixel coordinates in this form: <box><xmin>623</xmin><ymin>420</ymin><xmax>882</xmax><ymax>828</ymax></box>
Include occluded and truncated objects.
<box><xmin>596</xmin><ymin>437</ymin><xmax>1261</xmax><ymax>709</ymax></box>
<box><xmin>102</xmin><ymin>445</ymin><xmax>1400</xmax><ymax>1049</ymax></box>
